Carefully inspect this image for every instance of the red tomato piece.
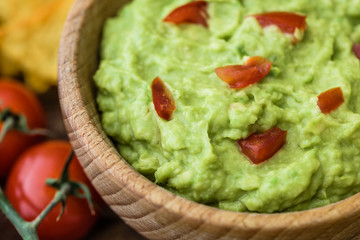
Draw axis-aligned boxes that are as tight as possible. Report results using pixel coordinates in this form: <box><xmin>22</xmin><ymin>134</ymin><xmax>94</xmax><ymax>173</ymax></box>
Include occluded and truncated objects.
<box><xmin>163</xmin><ymin>1</ymin><xmax>209</xmax><ymax>28</ymax></box>
<box><xmin>5</xmin><ymin>141</ymin><xmax>99</xmax><ymax>240</ymax></box>
<box><xmin>252</xmin><ymin>12</ymin><xmax>306</xmax><ymax>42</ymax></box>
<box><xmin>317</xmin><ymin>87</ymin><xmax>344</xmax><ymax>114</ymax></box>
<box><xmin>353</xmin><ymin>44</ymin><xmax>360</xmax><ymax>60</ymax></box>
<box><xmin>215</xmin><ymin>56</ymin><xmax>272</xmax><ymax>89</ymax></box>
<box><xmin>152</xmin><ymin>77</ymin><xmax>176</xmax><ymax>121</ymax></box>
<box><xmin>0</xmin><ymin>79</ymin><xmax>46</xmax><ymax>178</ymax></box>
<box><xmin>238</xmin><ymin>127</ymin><xmax>287</xmax><ymax>164</ymax></box>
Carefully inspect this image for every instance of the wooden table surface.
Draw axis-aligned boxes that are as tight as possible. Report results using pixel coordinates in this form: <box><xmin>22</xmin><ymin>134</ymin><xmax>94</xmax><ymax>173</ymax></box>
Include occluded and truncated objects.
<box><xmin>0</xmin><ymin>87</ymin><xmax>146</xmax><ymax>240</ymax></box>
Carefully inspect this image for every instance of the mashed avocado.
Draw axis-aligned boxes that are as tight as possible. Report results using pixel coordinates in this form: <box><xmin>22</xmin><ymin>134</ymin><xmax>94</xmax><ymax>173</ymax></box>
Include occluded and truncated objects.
<box><xmin>94</xmin><ymin>0</ymin><xmax>360</xmax><ymax>213</ymax></box>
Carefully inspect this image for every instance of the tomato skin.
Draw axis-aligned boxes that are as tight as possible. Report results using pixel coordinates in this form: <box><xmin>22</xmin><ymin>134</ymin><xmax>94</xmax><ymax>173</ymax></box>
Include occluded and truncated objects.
<box><xmin>252</xmin><ymin>12</ymin><xmax>306</xmax><ymax>34</ymax></box>
<box><xmin>5</xmin><ymin>141</ymin><xmax>98</xmax><ymax>240</ymax></box>
<box><xmin>215</xmin><ymin>56</ymin><xmax>272</xmax><ymax>89</ymax></box>
<box><xmin>0</xmin><ymin>79</ymin><xmax>46</xmax><ymax>178</ymax></box>
<box><xmin>317</xmin><ymin>87</ymin><xmax>344</xmax><ymax>114</ymax></box>
<box><xmin>163</xmin><ymin>1</ymin><xmax>209</xmax><ymax>28</ymax></box>
<box><xmin>239</xmin><ymin>127</ymin><xmax>287</xmax><ymax>164</ymax></box>
<box><xmin>152</xmin><ymin>77</ymin><xmax>176</xmax><ymax>121</ymax></box>
<box><xmin>252</xmin><ymin>12</ymin><xmax>306</xmax><ymax>43</ymax></box>
<box><xmin>353</xmin><ymin>44</ymin><xmax>360</xmax><ymax>60</ymax></box>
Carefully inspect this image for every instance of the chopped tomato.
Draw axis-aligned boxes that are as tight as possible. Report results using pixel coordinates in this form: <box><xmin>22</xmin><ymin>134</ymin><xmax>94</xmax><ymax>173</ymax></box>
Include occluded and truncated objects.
<box><xmin>353</xmin><ymin>44</ymin><xmax>360</xmax><ymax>60</ymax></box>
<box><xmin>215</xmin><ymin>56</ymin><xmax>272</xmax><ymax>89</ymax></box>
<box><xmin>238</xmin><ymin>127</ymin><xmax>287</xmax><ymax>164</ymax></box>
<box><xmin>252</xmin><ymin>12</ymin><xmax>306</xmax><ymax>42</ymax></box>
<box><xmin>317</xmin><ymin>87</ymin><xmax>344</xmax><ymax>114</ymax></box>
<box><xmin>163</xmin><ymin>1</ymin><xmax>209</xmax><ymax>28</ymax></box>
<box><xmin>152</xmin><ymin>77</ymin><xmax>176</xmax><ymax>121</ymax></box>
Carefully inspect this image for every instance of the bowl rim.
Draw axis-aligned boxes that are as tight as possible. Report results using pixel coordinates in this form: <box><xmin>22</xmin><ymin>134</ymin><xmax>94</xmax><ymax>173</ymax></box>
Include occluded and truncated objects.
<box><xmin>58</xmin><ymin>0</ymin><xmax>360</xmax><ymax>235</ymax></box>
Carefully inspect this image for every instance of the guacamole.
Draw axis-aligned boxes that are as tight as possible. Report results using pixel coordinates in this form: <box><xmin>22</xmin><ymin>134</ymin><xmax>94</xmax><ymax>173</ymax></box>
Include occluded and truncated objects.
<box><xmin>94</xmin><ymin>0</ymin><xmax>360</xmax><ymax>213</ymax></box>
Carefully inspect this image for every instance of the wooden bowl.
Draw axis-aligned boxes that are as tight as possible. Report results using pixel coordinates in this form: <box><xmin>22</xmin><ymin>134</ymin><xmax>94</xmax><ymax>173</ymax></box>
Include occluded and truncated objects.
<box><xmin>58</xmin><ymin>0</ymin><xmax>360</xmax><ymax>239</ymax></box>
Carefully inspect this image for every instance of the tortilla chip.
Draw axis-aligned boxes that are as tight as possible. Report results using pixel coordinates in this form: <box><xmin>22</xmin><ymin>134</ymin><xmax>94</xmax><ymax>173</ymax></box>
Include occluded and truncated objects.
<box><xmin>0</xmin><ymin>0</ymin><xmax>54</xmax><ymax>23</ymax></box>
<box><xmin>0</xmin><ymin>0</ymin><xmax>74</xmax><ymax>92</ymax></box>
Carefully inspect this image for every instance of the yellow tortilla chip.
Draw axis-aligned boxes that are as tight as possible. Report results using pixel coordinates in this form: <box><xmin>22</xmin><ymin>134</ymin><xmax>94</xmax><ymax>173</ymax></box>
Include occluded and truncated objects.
<box><xmin>0</xmin><ymin>0</ymin><xmax>74</xmax><ymax>92</ymax></box>
<box><xmin>0</xmin><ymin>0</ymin><xmax>54</xmax><ymax>23</ymax></box>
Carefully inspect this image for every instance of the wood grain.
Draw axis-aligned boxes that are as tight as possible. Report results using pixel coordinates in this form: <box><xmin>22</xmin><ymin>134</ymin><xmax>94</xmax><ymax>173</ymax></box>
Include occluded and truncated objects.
<box><xmin>58</xmin><ymin>0</ymin><xmax>360</xmax><ymax>239</ymax></box>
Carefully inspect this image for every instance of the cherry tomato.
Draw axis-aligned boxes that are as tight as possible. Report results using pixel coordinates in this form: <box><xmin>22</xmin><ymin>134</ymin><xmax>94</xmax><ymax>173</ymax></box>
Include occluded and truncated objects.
<box><xmin>0</xmin><ymin>79</ymin><xmax>46</xmax><ymax>178</ymax></box>
<box><xmin>5</xmin><ymin>141</ymin><xmax>98</xmax><ymax>240</ymax></box>
<box><xmin>152</xmin><ymin>77</ymin><xmax>176</xmax><ymax>121</ymax></box>
<box><xmin>163</xmin><ymin>1</ymin><xmax>209</xmax><ymax>28</ymax></box>
<box><xmin>317</xmin><ymin>87</ymin><xmax>344</xmax><ymax>114</ymax></box>
<box><xmin>215</xmin><ymin>56</ymin><xmax>272</xmax><ymax>89</ymax></box>
<box><xmin>239</xmin><ymin>127</ymin><xmax>287</xmax><ymax>164</ymax></box>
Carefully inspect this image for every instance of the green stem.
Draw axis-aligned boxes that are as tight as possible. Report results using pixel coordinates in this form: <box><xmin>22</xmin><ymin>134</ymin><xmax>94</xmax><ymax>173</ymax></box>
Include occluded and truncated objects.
<box><xmin>60</xmin><ymin>151</ymin><xmax>75</xmax><ymax>181</ymax></box>
<box><xmin>0</xmin><ymin>177</ymin><xmax>73</xmax><ymax>239</ymax></box>
<box><xmin>30</xmin><ymin>183</ymin><xmax>72</xmax><ymax>229</ymax></box>
<box><xmin>0</xmin><ymin>108</ymin><xmax>54</xmax><ymax>139</ymax></box>
<box><xmin>0</xmin><ymin>188</ymin><xmax>38</xmax><ymax>240</ymax></box>
<box><xmin>0</xmin><ymin>117</ymin><xmax>14</xmax><ymax>142</ymax></box>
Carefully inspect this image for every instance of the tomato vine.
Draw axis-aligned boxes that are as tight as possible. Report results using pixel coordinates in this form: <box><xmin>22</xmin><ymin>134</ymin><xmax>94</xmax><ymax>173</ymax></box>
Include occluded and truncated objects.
<box><xmin>0</xmin><ymin>107</ymin><xmax>95</xmax><ymax>240</ymax></box>
<box><xmin>0</xmin><ymin>150</ymin><xmax>95</xmax><ymax>240</ymax></box>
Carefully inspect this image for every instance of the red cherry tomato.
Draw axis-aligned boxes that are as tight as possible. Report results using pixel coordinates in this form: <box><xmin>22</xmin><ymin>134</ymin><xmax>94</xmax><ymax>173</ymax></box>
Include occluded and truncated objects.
<box><xmin>317</xmin><ymin>87</ymin><xmax>344</xmax><ymax>114</ymax></box>
<box><xmin>353</xmin><ymin>44</ymin><xmax>360</xmax><ymax>60</ymax></box>
<box><xmin>215</xmin><ymin>56</ymin><xmax>272</xmax><ymax>89</ymax></box>
<box><xmin>238</xmin><ymin>127</ymin><xmax>287</xmax><ymax>164</ymax></box>
<box><xmin>252</xmin><ymin>12</ymin><xmax>307</xmax><ymax>42</ymax></box>
<box><xmin>152</xmin><ymin>77</ymin><xmax>176</xmax><ymax>121</ymax></box>
<box><xmin>163</xmin><ymin>1</ymin><xmax>209</xmax><ymax>28</ymax></box>
<box><xmin>5</xmin><ymin>141</ymin><xmax>98</xmax><ymax>240</ymax></box>
<box><xmin>0</xmin><ymin>79</ymin><xmax>46</xmax><ymax>178</ymax></box>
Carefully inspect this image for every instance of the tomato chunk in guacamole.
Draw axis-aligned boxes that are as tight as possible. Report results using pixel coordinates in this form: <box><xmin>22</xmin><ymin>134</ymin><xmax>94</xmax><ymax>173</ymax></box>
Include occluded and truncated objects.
<box><xmin>94</xmin><ymin>0</ymin><xmax>360</xmax><ymax>213</ymax></box>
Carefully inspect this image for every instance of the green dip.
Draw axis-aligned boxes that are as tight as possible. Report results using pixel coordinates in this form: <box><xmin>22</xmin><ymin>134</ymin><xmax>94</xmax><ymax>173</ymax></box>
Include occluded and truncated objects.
<box><xmin>94</xmin><ymin>0</ymin><xmax>360</xmax><ymax>213</ymax></box>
